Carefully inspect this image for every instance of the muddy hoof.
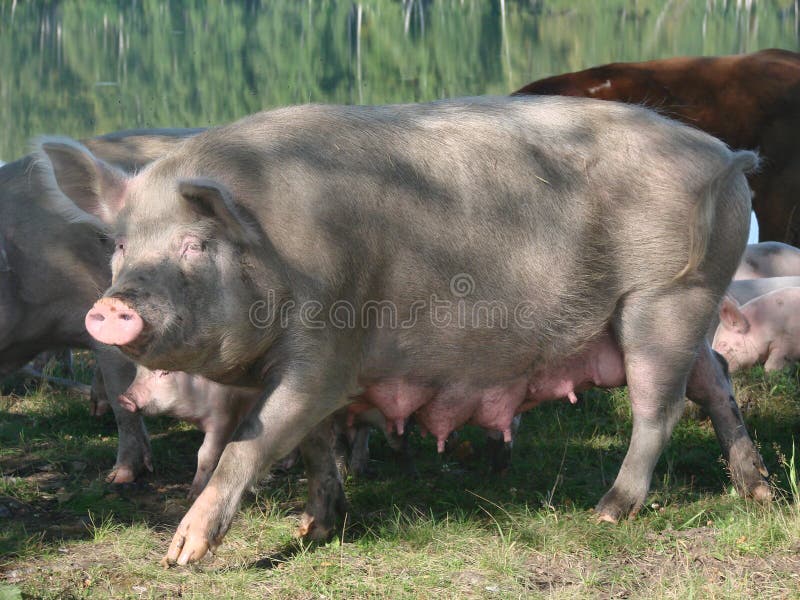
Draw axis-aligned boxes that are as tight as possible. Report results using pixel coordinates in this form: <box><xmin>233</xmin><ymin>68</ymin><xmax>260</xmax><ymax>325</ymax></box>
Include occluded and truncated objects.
<box><xmin>296</xmin><ymin>513</ymin><xmax>336</xmax><ymax>541</ymax></box>
<box><xmin>105</xmin><ymin>465</ymin><xmax>137</xmax><ymax>485</ymax></box>
<box><xmin>748</xmin><ymin>483</ymin><xmax>773</xmax><ymax>503</ymax></box>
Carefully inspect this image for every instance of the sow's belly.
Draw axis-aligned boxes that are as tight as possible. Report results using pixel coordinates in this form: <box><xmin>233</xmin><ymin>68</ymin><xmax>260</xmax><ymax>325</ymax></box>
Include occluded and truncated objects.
<box><xmin>349</xmin><ymin>331</ymin><xmax>626</xmax><ymax>451</ymax></box>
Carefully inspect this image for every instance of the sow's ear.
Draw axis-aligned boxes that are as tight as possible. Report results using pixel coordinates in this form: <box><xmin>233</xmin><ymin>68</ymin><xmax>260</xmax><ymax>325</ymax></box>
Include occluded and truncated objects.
<box><xmin>179</xmin><ymin>178</ymin><xmax>260</xmax><ymax>246</ymax></box>
<box><xmin>35</xmin><ymin>137</ymin><xmax>129</xmax><ymax>225</ymax></box>
<box><xmin>719</xmin><ymin>296</ymin><xmax>750</xmax><ymax>334</ymax></box>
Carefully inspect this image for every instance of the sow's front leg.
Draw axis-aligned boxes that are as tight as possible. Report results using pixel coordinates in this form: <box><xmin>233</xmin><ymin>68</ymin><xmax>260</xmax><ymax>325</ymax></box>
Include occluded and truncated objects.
<box><xmin>163</xmin><ymin>372</ymin><xmax>349</xmax><ymax>566</ymax></box>
<box><xmin>95</xmin><ymin>346</ymin><xmax>152</xmax><ymax>484</ymax></box>
<box><xmin>685</xmin><ymin>342</ymin><xmax>771</xmax><ymax>500</ymax></box>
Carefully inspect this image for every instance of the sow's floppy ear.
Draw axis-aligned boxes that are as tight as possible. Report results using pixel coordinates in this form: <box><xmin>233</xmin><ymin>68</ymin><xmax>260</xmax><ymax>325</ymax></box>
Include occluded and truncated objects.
<box><xmin>35</xmin><ymin>136</ymin><xmax>129</xmax><ymax>226</ymax></box>
<box><xmin>719</xmin><ymin>295</ymin><xmax>750</xmax><ymax>334</ymax></box>
<box><xmin>178</xmin><ymin>178</ymin><xmax>260</xmax><ymax>245</ymax></box>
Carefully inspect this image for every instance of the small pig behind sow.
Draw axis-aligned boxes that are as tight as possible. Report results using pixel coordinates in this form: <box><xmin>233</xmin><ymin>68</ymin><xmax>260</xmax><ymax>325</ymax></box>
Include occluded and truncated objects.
<box><xmin>119</xmin><ymin>367</ymin><xmax>261</xmax><ymax>499</ymax></box>
<box><xmin>120</xmin><ymin>366</ymin><xmax>405</xmax><ymax>499</ymax></box>
<box><xmin>713</xmin><ymin>287</ymin><xmax>800</xmax><ymax>372</ymax></box>
<box><xmin>734</xmin><ymin>242</ymin><xmax>800</xmax><ymax>280</ymax></box>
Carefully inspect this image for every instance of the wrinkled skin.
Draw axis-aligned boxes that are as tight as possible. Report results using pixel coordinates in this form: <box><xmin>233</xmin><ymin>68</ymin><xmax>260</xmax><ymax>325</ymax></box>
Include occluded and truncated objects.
<box><xmin>41</xmin><ymin>96</ymin><xmax>769</xmax><ymax>565</ymax></box>
<box><xmin>713</xmin><ymin>288</ymin><xmax>800</xmax><ymax>372</ymax></box>
<box><xmin>0</xmin><ymin>129</ymin><xmax>201</xmax><ymax>482</ymax></box>
<box><xmin>734</xmin><ymin>242</ymin><xmax>800</xmax><ymax>280</ymax></box>
<box><xmin>514</xmin><ymin>48</ymin><xmax>800</xmax><ymax>245</ymax></box>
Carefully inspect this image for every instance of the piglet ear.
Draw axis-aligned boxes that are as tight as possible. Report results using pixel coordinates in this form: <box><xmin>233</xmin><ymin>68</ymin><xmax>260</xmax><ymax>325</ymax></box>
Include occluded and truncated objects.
<box><xmin>719</xmin><ymin>296</ymin><xmax>750</xmax><ymax>334</ymax></box>
<box><xmin>36</xmin><ymin>137</ymin><xmax>129</xmax><ymax>225</ymax></box>
<box><xmin>178</xmin><ymin>178</ymin><xmax>260</xmax><ymax>246</ymax></box>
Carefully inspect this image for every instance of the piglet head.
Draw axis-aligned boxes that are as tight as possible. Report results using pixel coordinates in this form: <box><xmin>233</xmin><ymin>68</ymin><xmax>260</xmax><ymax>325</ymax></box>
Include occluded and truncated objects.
<box><xmin>119</xmin><ymin>366</ymin><xmax>174</xmax><ymax>415</ymax></box>
<box><xmin>713</xmin><ymin>296</ymin><xmax>755</xmax><ymax>372</ymax></box>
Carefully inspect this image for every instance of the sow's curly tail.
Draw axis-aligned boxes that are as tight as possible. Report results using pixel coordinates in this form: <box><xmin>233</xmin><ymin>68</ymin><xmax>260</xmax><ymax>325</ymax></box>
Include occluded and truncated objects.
<box><xmin>675</xmin><ymin>150</ymin><xmax>760</xmax><ymax>281</ymax></box>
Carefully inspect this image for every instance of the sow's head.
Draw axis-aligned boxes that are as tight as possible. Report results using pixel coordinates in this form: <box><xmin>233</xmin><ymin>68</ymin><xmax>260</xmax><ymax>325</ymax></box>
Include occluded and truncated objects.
<box><xmin>37</xmin><ymin>137</ymin><xmax>277</xmax><ymax>383</ymax></box>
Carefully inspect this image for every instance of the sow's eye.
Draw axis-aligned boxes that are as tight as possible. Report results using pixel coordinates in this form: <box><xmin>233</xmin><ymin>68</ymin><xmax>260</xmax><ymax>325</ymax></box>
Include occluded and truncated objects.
<box><xmin>110</xmin><ymin>237</ymin><xmax>126</xmax><ymax>278</ymax></box>
<box><xmin>180</xmin><ymin>235</ymin><xmax>206</xmax><ymax>259</ymax></box>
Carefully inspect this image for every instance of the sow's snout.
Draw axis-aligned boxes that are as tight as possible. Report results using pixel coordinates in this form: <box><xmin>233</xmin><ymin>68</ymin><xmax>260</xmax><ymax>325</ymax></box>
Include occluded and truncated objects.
<box><xmin>85</xmin><ymin>296</ymin><xmax>144</xmax><ymax>346</ymax></box>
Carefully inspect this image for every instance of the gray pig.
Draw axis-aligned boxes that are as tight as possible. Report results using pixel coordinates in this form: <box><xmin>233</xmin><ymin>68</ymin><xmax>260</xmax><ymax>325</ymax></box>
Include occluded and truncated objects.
<box><xmin>734</xmin><ymin>241</ymin><xmax>800</xmax><ymax>280</ymax></box>
<box><xmin>0</xmin><ymin>128</ymin><xmax>201</xmax><ymax>483</ymax></box>
<box><xmin>2</xmin><ymin>132</ymin><xmax>346</xmax><ymax>531</ymax></box>
<box><xmin>41</xmin><ymin>96</ymin><xmax>769</xmax><ymax>565</ymax></box>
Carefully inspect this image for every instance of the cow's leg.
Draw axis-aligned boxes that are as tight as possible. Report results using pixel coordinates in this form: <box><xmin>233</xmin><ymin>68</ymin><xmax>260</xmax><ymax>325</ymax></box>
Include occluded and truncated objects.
<box><xmin>686</xmin><ymin>343</ymin><xmax>770</xmax><ymax>499</ymax></box>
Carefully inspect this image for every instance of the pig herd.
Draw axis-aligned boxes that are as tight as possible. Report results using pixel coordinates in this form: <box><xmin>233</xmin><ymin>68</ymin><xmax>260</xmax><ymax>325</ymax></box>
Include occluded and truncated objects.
<box><xmin>2</xmin><ymin>49</ymin><xmax>799</xmax><ymax>566</ymax></box>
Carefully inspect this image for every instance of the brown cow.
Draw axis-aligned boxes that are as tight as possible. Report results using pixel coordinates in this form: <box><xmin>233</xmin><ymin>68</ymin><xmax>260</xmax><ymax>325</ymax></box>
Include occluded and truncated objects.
<box><xmin>514</xmin><ymin>48</ymin><xmax>800</xmax><ymax>245</ymax></box>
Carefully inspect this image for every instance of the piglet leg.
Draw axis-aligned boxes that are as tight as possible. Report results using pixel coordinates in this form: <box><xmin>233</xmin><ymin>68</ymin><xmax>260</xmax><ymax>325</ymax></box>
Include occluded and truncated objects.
<box><xmin>188</xmin><ymin>428</ymin><xmax>230</xmax><ymax>501</ymax></box>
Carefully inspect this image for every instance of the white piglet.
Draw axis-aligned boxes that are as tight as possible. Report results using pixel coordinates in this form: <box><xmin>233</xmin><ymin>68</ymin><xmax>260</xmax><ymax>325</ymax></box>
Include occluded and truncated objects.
<box><xmin>713</xmin><ymin>287</ymin><xmax>800</xmax><ymax>372</ymax></box>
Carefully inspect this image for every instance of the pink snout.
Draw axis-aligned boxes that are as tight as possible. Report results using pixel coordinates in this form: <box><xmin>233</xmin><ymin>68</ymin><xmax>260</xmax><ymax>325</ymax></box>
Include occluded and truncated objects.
<box><xmin>85</xmin><ymin>297</ymin><xmax>144</xmax><ymax>346</ymax></box>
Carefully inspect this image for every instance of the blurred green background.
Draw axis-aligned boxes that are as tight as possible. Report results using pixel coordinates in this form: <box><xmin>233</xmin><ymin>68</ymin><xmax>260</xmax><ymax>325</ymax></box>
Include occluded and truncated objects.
<box><xmin>0</xmin><ymin>0</ymin><xmax>798</xmax><ymax>159</ymax></box>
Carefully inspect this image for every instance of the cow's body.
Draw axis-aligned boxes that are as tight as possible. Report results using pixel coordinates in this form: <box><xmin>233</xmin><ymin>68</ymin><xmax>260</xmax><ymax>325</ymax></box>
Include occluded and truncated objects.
<box><xmin>514</xmin><ymin>49</ymin><xmax>800</xmax><ymax>245</ymax></box>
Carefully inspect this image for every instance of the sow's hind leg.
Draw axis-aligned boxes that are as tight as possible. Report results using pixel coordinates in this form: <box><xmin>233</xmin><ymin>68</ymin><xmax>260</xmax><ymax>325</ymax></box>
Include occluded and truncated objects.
<box><xmin>596</xmin><ymin>287</ymin><xmax>713</xmax><ymax>522</ymax></box>
<box><xmin>297</xmin><ymin>416</ymin><xmax>349</xmax><ymax>541</ymax></box>
<box><xmin>685</xmin><ymin>342</ymin><xmax>770</xmax><ymax>500</ymax></box>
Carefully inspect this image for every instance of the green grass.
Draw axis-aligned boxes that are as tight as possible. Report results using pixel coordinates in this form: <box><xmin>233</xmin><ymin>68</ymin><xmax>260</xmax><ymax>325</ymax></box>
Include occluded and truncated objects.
<box><xmin>1</xmin><ymin>366</ymin><xmax>799</xmax><ymax>598</ymax></box>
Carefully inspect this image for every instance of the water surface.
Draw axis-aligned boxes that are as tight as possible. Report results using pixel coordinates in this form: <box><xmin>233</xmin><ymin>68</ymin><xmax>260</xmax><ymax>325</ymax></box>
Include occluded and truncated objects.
<box><xmin>1</xmin><ymin>0</ymin><xmax>797</xmax><ymax>160</ymax></box>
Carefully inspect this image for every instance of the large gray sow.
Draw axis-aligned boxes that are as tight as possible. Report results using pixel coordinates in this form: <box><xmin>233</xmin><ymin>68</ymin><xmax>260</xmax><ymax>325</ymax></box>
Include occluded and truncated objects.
<box><xmin>40</xmin><ymin>96</ymin><xmax>770</xmax><ymax>565</ymax></box>
<box><xmin>1</xmin><ymin>130</ymin><xmax>346</xmax><ymax>527</ymax></box>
